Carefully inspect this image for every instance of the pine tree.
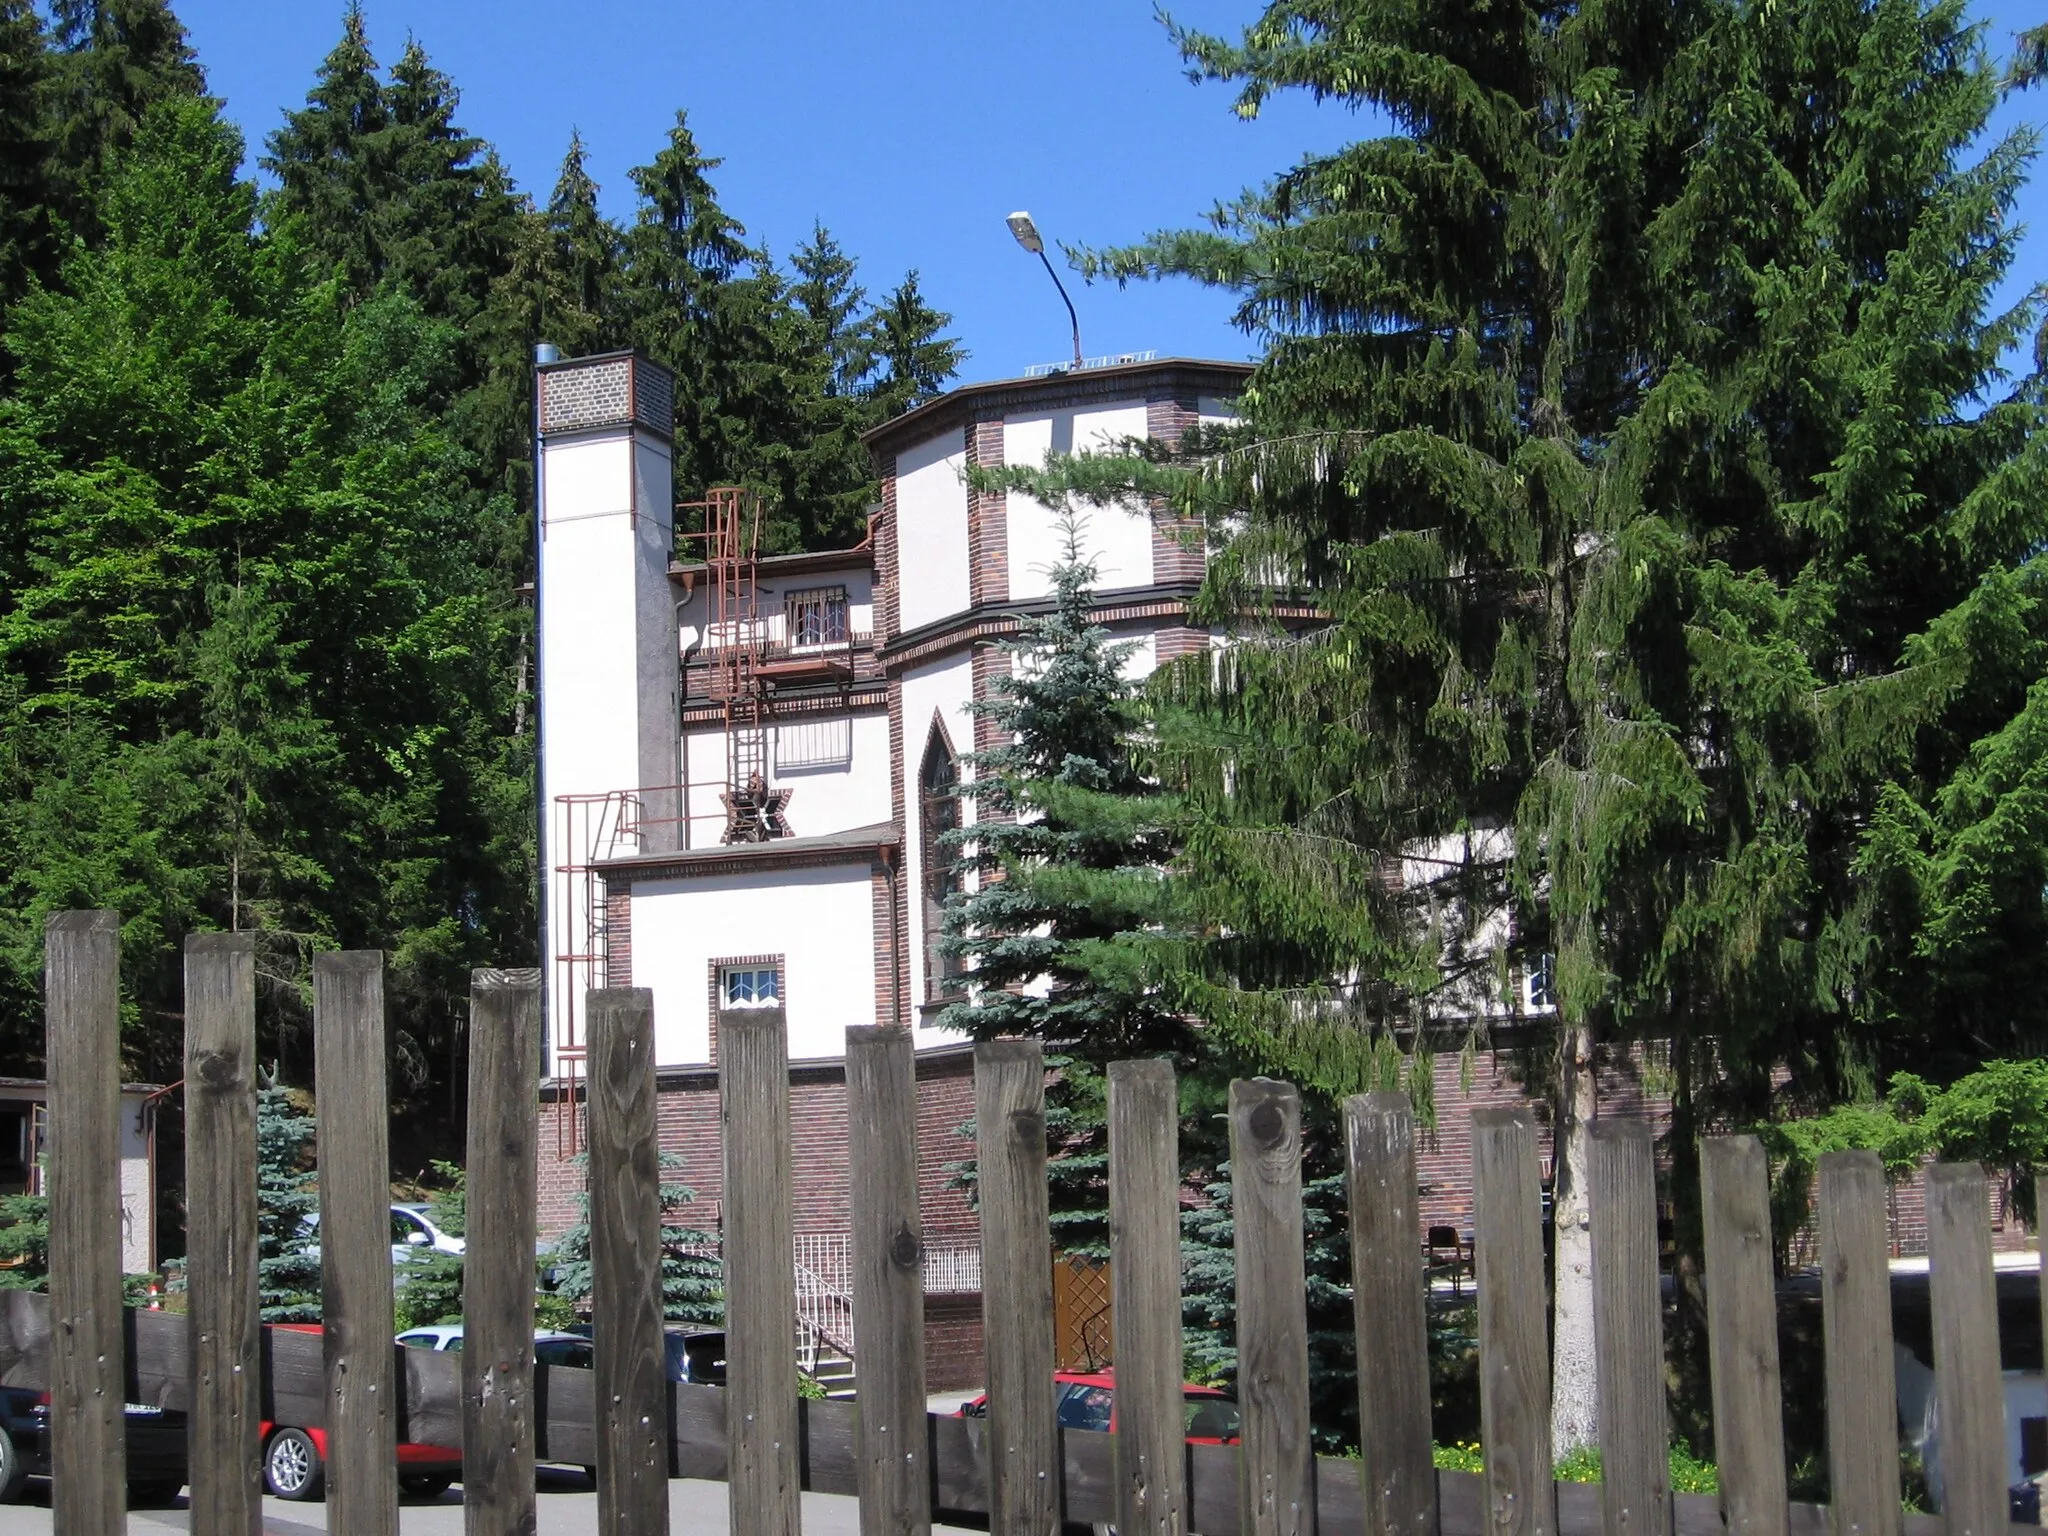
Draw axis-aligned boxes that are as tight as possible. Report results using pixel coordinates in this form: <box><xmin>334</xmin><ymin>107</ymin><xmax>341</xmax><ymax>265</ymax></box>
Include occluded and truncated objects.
<box><xmin>780</xmin><ymin>224</ymin><xmax>876</xmax><ymax>548</ymax></box>
<box><xmin>997</xmin><ymin>0</ymin><xmax>2047</xmax><ymax>1453</ymax></box>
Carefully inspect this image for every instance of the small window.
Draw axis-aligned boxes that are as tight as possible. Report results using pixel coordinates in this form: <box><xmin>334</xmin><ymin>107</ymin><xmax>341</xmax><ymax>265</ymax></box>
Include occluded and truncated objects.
<box><xmin>721</xmin><ymin>967</ymin><xmax>780</xmax><ymax>1009</ymax></box>
<box><xmin>785</xmin><ymin>587</ymin><xmax>848</xmax><ymax>649</ymax></box>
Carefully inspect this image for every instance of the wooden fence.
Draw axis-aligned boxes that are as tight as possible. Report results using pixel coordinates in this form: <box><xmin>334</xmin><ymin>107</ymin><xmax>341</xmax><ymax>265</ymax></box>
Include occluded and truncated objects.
<box><xmin>2</xmin><ymin>911</ymin><xmax>2040</xmax><ymax>1536</ymax></box>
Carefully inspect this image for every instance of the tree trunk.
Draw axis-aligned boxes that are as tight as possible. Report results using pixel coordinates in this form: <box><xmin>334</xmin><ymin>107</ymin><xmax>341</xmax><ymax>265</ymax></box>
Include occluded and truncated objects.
<box><xmin>1550</xmin><ymin>1021</ymin><xmax>1599</xmax><ymax>1457</ymax></box>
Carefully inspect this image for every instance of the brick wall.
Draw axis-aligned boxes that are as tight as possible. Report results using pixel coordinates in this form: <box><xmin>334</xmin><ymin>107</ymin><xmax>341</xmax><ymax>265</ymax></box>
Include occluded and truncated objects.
<box><xmin>1414</xmin><ymin>1043</ymin><xmax>1667</xmax><ymax>1239</ymax></box>
<box><xmin>537</xmin><ymin>1045</ymin><xmax>979</xmax><ymax>1244</ymax></box>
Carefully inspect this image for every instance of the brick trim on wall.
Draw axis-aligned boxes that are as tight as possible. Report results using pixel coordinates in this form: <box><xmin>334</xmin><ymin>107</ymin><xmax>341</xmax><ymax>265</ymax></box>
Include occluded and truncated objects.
<box><xmin>706</xmin><ymin>953</ymin><xmax>785</xmax><ymax>1067</ymax></box>
<box><xmin>863</xmin><ymin>357</ymin><xmax>1252</xmax><ymax>460</ymax></box>
<box><xmin>886</xmin><ymin>675</ymin><xmax>910</xmax><ymax>1027</ymax></box>
<box><xmin>1146</xmin><ymin>395</ymin><xmax>1208</xmax><ymax>588</ymax></box>
<box><xmin>970</xmin><ymin>644</ymin><xmax>1011</xmax><ymax>756</ymax></box>
<box><xmin>880</xmin><ymin>591</ymin><xmax>1203</xmax><ymax>669</ymax></box>
<box><xmin>870</xmin><ymin>857</ymin><xmax>904</xmax><ymax>1030</ymax></box>
<box><xmin>605</xmin><ymin>889</ymin><xmax>633</xmax><ymax>987</ymax></box>
<box><xmin>967</xmin><ymin>417</ymin><xmax>1009</xmax><ymax>609</ymax></box>
<box><xmin>875</xmin><ymin>453</ymin><xmax>900</xmax><ymax>644</ymax></box>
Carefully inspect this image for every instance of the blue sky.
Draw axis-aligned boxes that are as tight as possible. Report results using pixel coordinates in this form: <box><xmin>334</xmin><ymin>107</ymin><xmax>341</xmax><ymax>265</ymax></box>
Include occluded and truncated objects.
<box><xmin>176</xmin><ymin>2</ymin><xmax>2046</xmax><ymax>388</ymax></box>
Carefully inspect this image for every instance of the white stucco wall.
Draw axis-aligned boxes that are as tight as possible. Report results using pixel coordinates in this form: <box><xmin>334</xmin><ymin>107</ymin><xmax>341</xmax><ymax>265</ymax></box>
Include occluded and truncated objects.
<box><xmin>677</xmin><ymin>563</ymin><xmax>875</xmax><ymax>653</ymax></box>
<box><xmin>539</xmin><ymin>428</ymin><xmax>679</xmax><ymax>1043</ymax></box>
<box><xmin>1004</xmin><ymin>401</ymin><xmax>1154</xmax><ymax>601</ymax></box>
<box><xmin>629</xmin><ymin>862</ymin><xmax>878</xmax><ymax>1063</ymax></box>
<box><xmin>894</xmin><ymin>429</ymin><xmax>970</xmax><ymax>634</ymax></box>
<box><xmin>773</xmin><ymin>712</ymin><xmax>892</xmax><ymax>835</ymax></box>
<box><xmin>679</xmin><ymin>710</ymin><xmax>889</xmax><ymax>843</ymax></box>
<box><xmin>119</xmin><ymin>1091</ymin><xmax>151</xmax><ymax>1275</ymax></box>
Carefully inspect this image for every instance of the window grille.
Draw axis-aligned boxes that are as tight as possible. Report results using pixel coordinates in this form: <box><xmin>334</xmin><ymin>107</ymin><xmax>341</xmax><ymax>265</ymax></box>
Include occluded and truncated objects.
<box><xmin>775</xmin><ymin>716</ymin><xmax>852</xmax><ymax>770</ymax></box>
<box><xmin>721</xmin><ymin>967</ymin><xmax>781</xmax><ymax>1009</ymax></box>
<box><xmin>785</xmin><ymin>587</ymin><xmax>849</xmax><ymax>649</ymax></box>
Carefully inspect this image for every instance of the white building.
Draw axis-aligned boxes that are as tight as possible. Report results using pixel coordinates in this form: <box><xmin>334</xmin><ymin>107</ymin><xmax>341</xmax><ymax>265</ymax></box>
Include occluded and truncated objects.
<box><xmin>535</xmin><ymin>349</ymin><xmax>1250</xmax><ymax>1079</ymax></box>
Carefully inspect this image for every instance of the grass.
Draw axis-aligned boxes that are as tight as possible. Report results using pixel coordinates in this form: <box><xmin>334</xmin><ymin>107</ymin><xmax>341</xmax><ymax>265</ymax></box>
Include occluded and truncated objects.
<box><xmin>1431</xmin><ymin>1442</ymin><xmax>1719</xmax><ymax>1495</ymax></box>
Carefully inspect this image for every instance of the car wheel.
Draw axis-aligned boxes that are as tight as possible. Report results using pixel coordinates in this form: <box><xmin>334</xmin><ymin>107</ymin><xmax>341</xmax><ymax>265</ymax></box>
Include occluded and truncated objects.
<box><xmin>127</xmin><ymin>1478</ymin><xmax>184</xmax><ymax>1508</ymax></box>
<box><xmin>0</xmin><ymin>1425</ymin><xmax>25</xmax><ymax>1503</ymax></box>
<box><xmin>399</xmin><ymin>1472</ymin><xmax>455</xmax><ymax>1500</ymax></box>
<box><xmin>264</xmin><ymin>1427</ymin><xmax>325</xmax><ymax>1501</ymax></box>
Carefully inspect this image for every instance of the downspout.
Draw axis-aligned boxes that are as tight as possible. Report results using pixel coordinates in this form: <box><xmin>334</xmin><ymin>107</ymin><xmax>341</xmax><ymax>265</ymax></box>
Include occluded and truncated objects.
<box><xmin>880</xmin><ymin>844</ymin><xmax>904</xmax><ymax>1029</ymax></box>
<box><xmin>533</xmin><ymin>343</ymin><xmax>557</xmax><ymax>1072</ymax></box>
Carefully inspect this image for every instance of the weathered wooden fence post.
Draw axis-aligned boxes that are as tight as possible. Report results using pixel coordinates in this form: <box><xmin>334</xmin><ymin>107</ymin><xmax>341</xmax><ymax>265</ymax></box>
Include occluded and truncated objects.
<box><xmin>973</xmin><ymin>1039</ymin><xmax>1059</xmax><ymax>1536</ymax></box>
<box><xmin>1109</xmin><ymin>1058</ymin><xmax>1185</xmax><ymax>1536</ymax></box>
<box><xmin>723</xmin><ymin>1006</ymin><xmax>802</xmax><ymax>1536</ymax></box>
<box><xmin>1231</xmin><ymin>1076</ymin><xmax>1314</xmax><ymax>1536</ymax></box>
<box><xmin>1471</xmin><ymin>1107</ymin><xmax>1552</xmax><ymax>1536</ymax></box>
<box><xmin>588</xmin><ymin>988</ymin><xmax>669</xmax><ymax>1536</ymax></box>
<box><xmin>1816</xmin><ymin>1150</ymin><xmax>1900</xmax><ymax>1536</ymax></box>
<box><xmin>316</xmin><ymin>950</ymin><xmax>397</xmax><ymax>1536</ymax></box>
<box><xmin>1699</xmin><ymin>1135</ymin><xmax>1786</xmax><ymax>1536</ymax></box>
<box><xmin>1345</xmin><ymin>1091</ymin><xmax>1437</xmax><ymax>1536</ymax></box>
<box><xmin>462</xmin><ymin>968</ymin><xmax>542</xmax><ymax>1536</ymax></box>
<box><xmin>1925</xmin><ymin>1163</ymin><xmax>2004</xmax><ymax>1536</ymax></box>
<box><xmin>847</xmin><ymin>1025</ymin><xmax>929</xmax><ymax>1536</ymax></box>
<box><xmin>1588</xmin><ymin>1120</ymin><xmax>1667</xmax><ymax>1536</ymax></box>
<box><xmin>47</xmin><ymin>910</ymin><xmax>125</xmax><ymax>1536</ymax></box>
<box><xmin>185</xmin><ymin>932</ymin><xmax>261</xmax><ymax>1536</ymax></box>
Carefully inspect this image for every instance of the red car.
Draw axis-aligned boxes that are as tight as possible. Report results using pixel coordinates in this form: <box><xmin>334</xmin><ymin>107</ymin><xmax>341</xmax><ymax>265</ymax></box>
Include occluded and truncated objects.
<box><xmin>260</xmin><ymin>1323</ymin><xmax>463</xmax><ymax>1501</ymax></box>
<box><xmin>956</xmin><ymin>1371</ymin><xmax>1241</xmax><ymax>1444</ymax></box>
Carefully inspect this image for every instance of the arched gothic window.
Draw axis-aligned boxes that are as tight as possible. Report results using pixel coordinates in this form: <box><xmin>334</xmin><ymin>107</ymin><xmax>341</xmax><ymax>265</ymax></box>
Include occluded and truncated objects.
<box><xmin>919</xmin><ymin>726</ymin><xmax>964</xmax><ymax>1000</ymax></box>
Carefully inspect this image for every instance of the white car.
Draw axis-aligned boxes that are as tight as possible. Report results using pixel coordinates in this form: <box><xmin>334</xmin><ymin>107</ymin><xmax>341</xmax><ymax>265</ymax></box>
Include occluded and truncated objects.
<box><xmin>299</xmin><ymin>1205</ymin><xmax>467</xmax><ymax>1266</ymax></box>
<box><xmin>395</xmin><ymin>1325</ymin><xmax>591</xmax><ymax>1369</ymax></box>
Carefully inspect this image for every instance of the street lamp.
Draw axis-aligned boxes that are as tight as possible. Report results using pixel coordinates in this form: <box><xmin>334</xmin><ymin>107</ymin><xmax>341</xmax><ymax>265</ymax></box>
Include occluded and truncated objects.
<box><xmin>1007</xmin><ymin>211</ymin><xmax>1082</xmax><ymax>369</ymax></box>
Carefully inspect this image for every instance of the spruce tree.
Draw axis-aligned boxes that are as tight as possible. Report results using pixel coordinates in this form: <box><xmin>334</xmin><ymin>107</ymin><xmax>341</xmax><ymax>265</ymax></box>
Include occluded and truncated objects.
<box><xmin>619</xmin><ymin>112</ymin><xmax>785</xmax><ymax>515</ymax></box>
<box><xmin>261</xmin><ymin>2</ymin><xmax>387</xmax><ymax>297</ymax></box>
<box><xmin>871</xmin><ymin>270</ymin><xmax>964</xmax><ymax>418</ymax></box>
<box><xmin>0</xmin><ymin>0</ymin><xmax>53</xmax><ymax>314</ymax></box>
<box><xmin>998</xmin><ymin>0</ymin><xmax>2047</xmax><ymax>1453</ymax></box>
<box><xmin>255</xmin><ymin>1077</ymin><xmax>321</xmax><ymax>1321</ymax></box>
<box><xmin>938</xmin><ymin>519</ymin><xmax>1189</xmax><ymax>1257</ymax></box>
<box><xmin>937</xmin><ymin>518</ymin><xmax>1187</xmax><ymax>1061</ymax></box>
<box><xmin>781</xmin><ymin>224</ymin><xmax>877</xmax><ymax>548</ymax></box>
<box><xmin>540</xmin><ymin>131</ymin><xmax>620</xmax><ymax>358</ymax></box>
<box><xmin>42</xmin><ymin>0</ymin><xmax>203</xmax><ymax>238</ymax></box>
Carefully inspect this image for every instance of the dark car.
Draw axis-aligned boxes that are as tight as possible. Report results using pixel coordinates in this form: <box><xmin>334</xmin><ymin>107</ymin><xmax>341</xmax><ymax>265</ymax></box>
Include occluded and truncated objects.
<box><xmin>957</xmin><ymin>1371</ymin><xmax>1241</xmax><ymax>1444</ymax></box>
<box><xmin>665</xmin><ymin>1329</ymin><xmax>726</xmax><ymax>1385</ymax></box>
<box><xmin>0</xmin><ymin>1385</ymin><xmax>188</xmax><ymax>1506</ymax></box>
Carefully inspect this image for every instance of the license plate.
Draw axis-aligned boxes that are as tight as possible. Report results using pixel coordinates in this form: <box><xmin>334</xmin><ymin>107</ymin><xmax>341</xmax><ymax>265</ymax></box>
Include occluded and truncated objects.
<box><xmin>123</xmin><ymin>1404</ymin><xmax>163</xmax><ymax>1415</ymax></box>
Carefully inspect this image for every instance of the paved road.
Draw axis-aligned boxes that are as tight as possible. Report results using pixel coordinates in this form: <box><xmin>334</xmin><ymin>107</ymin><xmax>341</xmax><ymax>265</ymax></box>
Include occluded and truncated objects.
<box><xmin>2</xmin><ymin>1472</ymin><xmax>987</xmax><ymax>1534</ymax></box>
